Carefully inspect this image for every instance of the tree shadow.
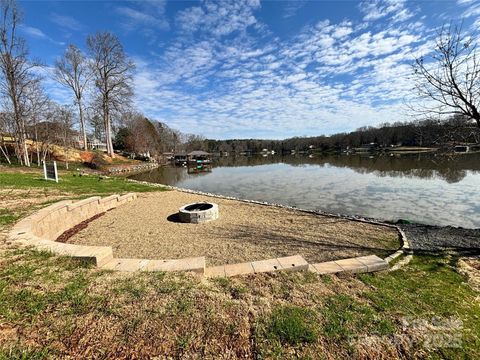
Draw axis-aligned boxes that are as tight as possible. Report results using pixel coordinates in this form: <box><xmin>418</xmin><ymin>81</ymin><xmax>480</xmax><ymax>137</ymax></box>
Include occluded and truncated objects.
<box><xmin>206</xmin><ymin>222</ymin><xmax>399</xmax><ymax>263</ymax></box>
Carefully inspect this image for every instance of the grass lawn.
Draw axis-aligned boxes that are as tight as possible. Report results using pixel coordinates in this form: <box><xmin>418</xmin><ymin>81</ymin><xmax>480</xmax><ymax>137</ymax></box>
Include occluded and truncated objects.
<box><xmin>0</xmin><ymin>169</ymin><xmax>163</xmax><ymax>196</ymax></box>
<box><xmin>0</xmin><ymin>166</ymin><xmax>479</xmax><ymax>358</ymax></box>
<box><xmin>0</xmin><ymin>167</ymin><xmax>166</xmax><ymax>227</ymax></box>
<box><xmin>0</xmin><ymin>250</ymin><xmax>478</xmax><ymax>359</ymax></box>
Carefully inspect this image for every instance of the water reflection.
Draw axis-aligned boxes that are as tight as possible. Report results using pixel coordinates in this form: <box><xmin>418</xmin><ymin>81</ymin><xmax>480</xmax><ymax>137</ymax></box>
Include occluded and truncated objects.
<box><xmin>212</xmin><ymin>153</ymin><xmax>480</xmax><ymax>183</ymax></box>
<box><xmin>131</xmin><ymin>153</ymin><xmax>480</xmax><ymax>228</ymax></box>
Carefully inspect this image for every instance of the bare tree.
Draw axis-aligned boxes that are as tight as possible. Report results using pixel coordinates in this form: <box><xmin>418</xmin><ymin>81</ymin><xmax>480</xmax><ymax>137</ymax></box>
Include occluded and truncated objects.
<box><xmin>0</xmin><ymin>0</ymin><xmax>39</xmax><ymax>166</ymax></box>
<box><xmin>23</xmin><ymin>78</ymin><xmax>49</xmax><ymax>165</ymax></box>
<box><xmin>54</xmin><ymin>44</ymin><xmax>91</xmax><ymax>150</ymax></box>
<box><xmin>413</xmin><ymin>24</ymin><xmax>480</xmax><ymax>129</ymax></box>
<box><xmin>87</xmin><ymin>32</ymin><xmax>134</xmax><ymax>157</ymax></box>
<box><xmin>0</xmin><ymin>111</ymin><xmax>11</xmax><ymax>163</ymax></box>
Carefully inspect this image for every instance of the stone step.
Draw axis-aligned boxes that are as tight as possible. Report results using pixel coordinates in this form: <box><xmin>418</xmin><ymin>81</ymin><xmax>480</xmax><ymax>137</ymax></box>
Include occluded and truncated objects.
<box><xmin>101</xmin><ymin>256</ymin><xmax>205</xmax><ymax>274</ymax></box>
<box><xmin>205</xmin><ymin>255</ymin><xmax>309</xmax><ymax>278</ymax></box>
<box><xmin>309</xmin><ymin>255</ymin><xmax>388</xmax><ymax>275</ymax></box>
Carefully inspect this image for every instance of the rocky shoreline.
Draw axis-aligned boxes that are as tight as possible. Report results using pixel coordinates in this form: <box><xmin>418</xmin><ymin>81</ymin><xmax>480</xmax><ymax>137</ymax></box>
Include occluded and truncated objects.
<box><xmin>398</xmin><ymin>224</ymin><xmax>480</xmax><ymax>254</ymax></box>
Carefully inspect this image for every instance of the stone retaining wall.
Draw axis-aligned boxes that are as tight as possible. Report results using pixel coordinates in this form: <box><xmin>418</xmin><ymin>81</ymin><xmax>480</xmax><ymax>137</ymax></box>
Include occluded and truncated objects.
<box><xmin>9</xmin><ymin>194</ymin><xmax>138</xmax><ymax>267</ymax></box>
<box><xmin>105</xmin><ymin>162</ymin><xmax>159</xmax><ymax>174</ymax></box>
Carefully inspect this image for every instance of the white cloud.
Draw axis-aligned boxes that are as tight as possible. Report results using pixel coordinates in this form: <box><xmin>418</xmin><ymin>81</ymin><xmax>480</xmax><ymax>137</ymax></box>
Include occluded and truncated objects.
<box><xmin>38</xmin><ymin>0</ymin><xmax>477</xmax><ymax>139</ymax></box>
<box><xmin>50</xmin><ymin>13</ymin><xmax>85</xmax><ymax>31</ymax></box>
<box><xmin>283</xmin><ymin>0</ymin><xmax>307</xmax><ymax>19</ymax></box>
<box><xmin>359</xmin><ymin>0</ymin><xmax>413</xmax><ymax>22</ymax></box>
<box><xmin>116</xmin><ymin>0</ymin><xmax>169</xmax><ymax>32</ymax></box>
<box><xmin>176</xmin><ymin>0</ymin><xmax>260</xmax><ymax>37</ymax></box>
<box><xmin>20</xmin><ymin>25</ymin><xmax>65</xmax><ymax>46</ymax></box>
<box><xmin>128</xmin><ymin>0</ymin><xmax>430</xmax><ymax>139</ymax></box>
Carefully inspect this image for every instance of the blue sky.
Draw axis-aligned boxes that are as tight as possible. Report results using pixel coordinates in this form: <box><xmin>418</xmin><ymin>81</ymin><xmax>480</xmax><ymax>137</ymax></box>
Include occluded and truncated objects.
<box><xmin>18</xmin><ymin>0</ymin><xmax>480</xmax><ymax>139</ymax></box>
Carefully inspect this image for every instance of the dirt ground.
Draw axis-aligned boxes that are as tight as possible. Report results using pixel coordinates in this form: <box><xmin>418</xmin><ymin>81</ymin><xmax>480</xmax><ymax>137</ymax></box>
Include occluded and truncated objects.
<box><xmin>67</xmin><ymin>191</ymin><xmax>400</xmax><ymax>266</ymax></box>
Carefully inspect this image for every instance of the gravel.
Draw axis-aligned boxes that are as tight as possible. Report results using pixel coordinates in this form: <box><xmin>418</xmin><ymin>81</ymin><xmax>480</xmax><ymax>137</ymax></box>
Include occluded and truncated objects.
<box><xmin>399</xmin><ymin>224</ymin><xmax>480</xmax><ymax>253</ymax></box>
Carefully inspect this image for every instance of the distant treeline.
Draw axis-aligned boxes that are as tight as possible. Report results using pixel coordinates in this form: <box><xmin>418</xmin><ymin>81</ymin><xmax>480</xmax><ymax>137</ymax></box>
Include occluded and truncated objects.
<box><xmin>205</xmin><ymin>117</ymin><xmax>480</xmax><ymax>154</ymax></box>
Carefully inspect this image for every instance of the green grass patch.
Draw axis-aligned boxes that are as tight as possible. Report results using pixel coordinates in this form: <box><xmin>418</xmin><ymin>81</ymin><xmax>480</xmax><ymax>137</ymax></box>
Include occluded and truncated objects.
<box><xmin>265</xmin><ymin>305</ymin><xmax>318</xmax><ymax>346</ymax></box>
<box><xmin>321</xmin><ymin>294</ymin><xmax>395</xmax><ymax>341</ymax></box>
<box><xmin>0</xmin><ymin>346</ymin><xmax>51</xmax><ymax>360</ymax></box>
<box><xmin>0</xmin><ymin>209</ymin><xmax>20</xmax><ymax>226</ymax></box>
<box><xmin>0</xmin><ymin>170</ymin><xmax>166</xmax><ymax>195</ymax></box>
<box><xmin>114</xmin><ymin>277</ymin><xmax>148</xmax><ymax>299</ymax></box>
<box><xmin>358</xmin><ymin>255</ymin><xmax>480</xmax><ymax>358</ymax></box>
<box><xmin>213</xmin><ymin>277</ymin><xmax>248</xmax><ymax>299</ymax></box>
<box><xmin>0</xmin><ymin>241</ymin><xmax>478</xmax><ymax>358</ymax></box>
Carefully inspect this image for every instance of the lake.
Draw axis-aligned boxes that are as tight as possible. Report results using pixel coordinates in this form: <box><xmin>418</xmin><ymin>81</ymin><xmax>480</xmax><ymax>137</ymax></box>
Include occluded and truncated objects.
<box><xmin>130</xmin><ymin>153</ymin><xmax>480</xmax><ymax>228</ymax></box>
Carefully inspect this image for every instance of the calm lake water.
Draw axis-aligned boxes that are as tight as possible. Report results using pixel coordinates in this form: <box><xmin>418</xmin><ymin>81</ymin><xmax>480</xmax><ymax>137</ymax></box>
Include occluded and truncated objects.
<box><xmin>130</xmin><ymin>153</ymin><xmax>480</xmax><ymax>228</ymax></box>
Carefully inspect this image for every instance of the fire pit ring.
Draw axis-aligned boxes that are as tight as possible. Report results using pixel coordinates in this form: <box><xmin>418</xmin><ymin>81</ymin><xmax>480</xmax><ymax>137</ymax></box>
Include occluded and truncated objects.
<box><xmin>178</xmin><ymin>202</ymin><xmax>219</xmax><ymax>224</ymax></box>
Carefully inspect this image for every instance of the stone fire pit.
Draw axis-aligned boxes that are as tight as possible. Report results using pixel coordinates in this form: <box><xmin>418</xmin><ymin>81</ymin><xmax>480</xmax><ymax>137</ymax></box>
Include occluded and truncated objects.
<box><xmin>178</xmin><ymin>202</ymin><xmax>219</xmax><ymax>224</ymax></box>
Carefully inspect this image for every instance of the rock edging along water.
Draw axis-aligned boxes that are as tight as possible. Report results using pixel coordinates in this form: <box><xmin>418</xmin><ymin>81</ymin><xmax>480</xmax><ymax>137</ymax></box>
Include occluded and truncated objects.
<box><xmin>105</xmin><ymin>162</ymin><xmax>159</xmax><ymax>174</ymax></box>
<box><xmin>9</xmin><ymin>191</ymin><xmax>410</xmax><ymax>276</ymax></box>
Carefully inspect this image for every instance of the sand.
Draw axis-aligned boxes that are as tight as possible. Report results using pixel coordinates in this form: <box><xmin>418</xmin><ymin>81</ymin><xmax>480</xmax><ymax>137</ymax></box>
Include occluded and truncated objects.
<box><xmin>68</xmin><ymin>191</ymin><xmax>400</xmax><ymax>266</ymax></box>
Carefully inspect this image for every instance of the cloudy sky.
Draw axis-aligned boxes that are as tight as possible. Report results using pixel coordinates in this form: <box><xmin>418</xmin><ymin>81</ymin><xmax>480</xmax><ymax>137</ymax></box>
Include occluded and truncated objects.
<box><xmin>19</xmin><ymin>0</ymin><xmax>480</xmax><ymax>139</ymax></box>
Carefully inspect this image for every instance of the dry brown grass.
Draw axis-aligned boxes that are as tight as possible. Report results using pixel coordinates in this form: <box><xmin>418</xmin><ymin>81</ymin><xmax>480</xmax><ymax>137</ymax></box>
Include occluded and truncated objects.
<box><xmin>0</xmin><ymin>188</ymin><xmax>69</xmax><ymax>211</ymax></box>
<box><xmin>68</xmin><ymin>191</ymin><xmax>400</xmax><ymax>266</ymax></box>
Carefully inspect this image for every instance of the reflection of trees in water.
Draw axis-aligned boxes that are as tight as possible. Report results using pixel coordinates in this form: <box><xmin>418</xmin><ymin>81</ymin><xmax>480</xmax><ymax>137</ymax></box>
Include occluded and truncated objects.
<box><xmin>130</xmin><ymin>167</ymin><xmax>189</xmax><ymax>185</ymax></box>
<box><xmin>436</xmin><ymin>169</ymin><xmax>468</xmax><ymax>184</ymax></box>
<box><xmin>214</xmin><ymin>153</ymin><xmax>480</xmax><ymax>183</ymax></box>
<box><xmin>131</xmin><ymin>153</ymin><xmax>480</xmax><ymax>184</ymax></box>
<box><xmin>130</xmin><ymin>165</ymin><xmax>213</xmax><ymax>185</ymax></box>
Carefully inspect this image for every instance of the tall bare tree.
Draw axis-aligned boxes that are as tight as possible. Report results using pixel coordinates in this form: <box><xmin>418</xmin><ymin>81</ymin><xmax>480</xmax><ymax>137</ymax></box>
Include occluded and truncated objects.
<box><xmin>54</xmin><ymin>44</ymin><xmax>91</xmax><ymax>150</ymax></box>
<box><xmin>24</xmin><ymin>78</ymin><xmax>48</xmax><ymax>165</ymax></box>
<box><xmin>0</xmin><ymin>111</ymin><xmax>12</xmax><ymax>163</ymax></box>
<box><xmin>87</xmin><ymin>32</ymin><xmax>134</xmax><ymax>157</ymax></box>
<box><xmin>413</xmin><ymin>24</ymin><xmax>480</xmax><ymax>129</ymax></box>
<box><xmin>0</xmin><ymin>0</ymin><xmax>39</xmax><ymax>166</ymax></box>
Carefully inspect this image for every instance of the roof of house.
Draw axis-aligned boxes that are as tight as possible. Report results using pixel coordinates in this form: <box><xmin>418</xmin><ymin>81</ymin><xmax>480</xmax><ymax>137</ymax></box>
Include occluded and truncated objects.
<box><xmin>188</xmin><ymin>150</ymin><xmax>210</xmax><ymax>156</ymax></box>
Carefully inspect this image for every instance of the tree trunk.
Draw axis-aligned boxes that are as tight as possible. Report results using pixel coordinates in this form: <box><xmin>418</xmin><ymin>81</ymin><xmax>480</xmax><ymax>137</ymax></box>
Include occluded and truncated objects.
<box><xmin>35</xmin><ymin>124</ymin><xmax>40</xmax><ymax>166</ymax></box>
<box><xmin>20</xmin><ymin>121</ymin><xmax>30</xmax><ymax>167</ymax></box>
<box><xmin>103</xmin><ymin>95</ymin><xmax>114</xmax><ymax>157</ymax></box>
<box><xmin>78</xmin><ymin>99</ymin><xmax>87</xmax><ymax>150</ymax></box>
<box><xmin>11</xmin><ymin>92</ymin><xmax>30</xmax><ymax>166</ymax></box>
<box><xmin>104</xmin><ymin>103</ymin><xmax>113</xmax><ymax>157</ymax></box>
<box><xmin>0</xmin><ymin>144</ymin><xmax>11</xmax><ymax>164</ymax></box>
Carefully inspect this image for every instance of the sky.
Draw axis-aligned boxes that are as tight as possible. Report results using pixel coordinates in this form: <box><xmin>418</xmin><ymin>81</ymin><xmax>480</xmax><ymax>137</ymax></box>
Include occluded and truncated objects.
<box><xmin>17</xmin><ymin>0</ymin><xmax>480</xmax><ymax>139</ymax></box>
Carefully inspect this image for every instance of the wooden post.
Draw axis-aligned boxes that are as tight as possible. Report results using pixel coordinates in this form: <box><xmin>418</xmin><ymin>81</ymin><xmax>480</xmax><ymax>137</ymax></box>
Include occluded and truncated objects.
<box><xmin>53</xmin><ymin>161</ymin><xmax>58</xmax><ymax>183</ymax></box>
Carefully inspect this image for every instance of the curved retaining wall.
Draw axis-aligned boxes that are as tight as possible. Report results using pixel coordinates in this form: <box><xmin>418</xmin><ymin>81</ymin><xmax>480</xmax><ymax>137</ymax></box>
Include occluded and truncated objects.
<box><xmin>8</xmin><ymin>194</ymin><xmax>138</xmax><ymax>267</ymax></box>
